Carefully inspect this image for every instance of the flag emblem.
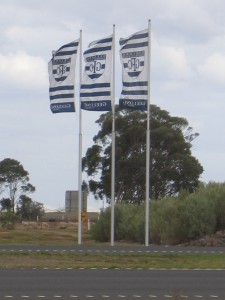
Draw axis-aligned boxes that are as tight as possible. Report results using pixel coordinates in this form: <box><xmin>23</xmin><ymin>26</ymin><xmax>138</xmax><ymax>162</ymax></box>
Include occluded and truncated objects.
<box><xmin>85</xmin><ymin>54</ymin><xmax>106</xmax><ymax>80</ymax></box>
<box><xmin>122</xmin><ymin>50</ymin><xmax>145</xmax><ymax>78</ymax></box>
<box><xmin>52</xmin><ymin>57</ymin><xmax>71</xmax><ymax>83</ymax></box>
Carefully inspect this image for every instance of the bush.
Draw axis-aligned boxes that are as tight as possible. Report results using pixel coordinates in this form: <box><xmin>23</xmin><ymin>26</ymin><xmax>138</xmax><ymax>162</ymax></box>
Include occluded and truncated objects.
<box><xmin>198</xmin><ymin>182</ymin><xmax>225</xmax><ymax>231</ymax></box>
<box><xmin>90</xmin><ymin>182</ymin><xmax>225</xmax><ymax>245</ymax></box>
<box><xmin>151</xmin><ymin>191</ymin><xmax>217</xmax><ymax>245</ymax></box>
<box><xmin>117</xmin><ymin>204</ymin><xmax>145</xmax><ymax>243</ymax></box>
<box><xmin>90</xmin><ymin>207</ymin><xmax>111</xmax><ymax>242</ymax></box>
<box><xmin>178</xmin><ymin>194</ymin><xmax>216</xmax><ymax>241</ymax></box>
<box><xmin>150</xmin><ymin>198</ymin><xmax>184</xmax><ymax>245</ymax></box>
<box><xmin>90</xmin><ymin>204</ymin><xmax>145</xmax><ymax>243</ymax></box>
<box><xmin>0</xmin><ymin>212</ymin><xmax>20</xmax><ymax>229</ymax></box>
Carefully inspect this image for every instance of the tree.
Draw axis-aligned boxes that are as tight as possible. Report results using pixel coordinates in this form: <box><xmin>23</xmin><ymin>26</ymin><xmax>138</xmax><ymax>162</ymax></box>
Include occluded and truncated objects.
<box><xmin>16</xmin><ymin>195</ymin><xmax>44</xmax><ymax>220</ymax></box>
<box><xmin>82</xmin><ymin>105</ymin><xmax>203</xmax><ymax>203</ymax></box>
<box><xmin>0</xmin><ymin>158</ymin><xmax>35</xmax><ymax>212</ymax></box>
<box><xmin>0</xmin><ymin>198</ymin><xmax>11</xmax><ymax>212</ymax></box>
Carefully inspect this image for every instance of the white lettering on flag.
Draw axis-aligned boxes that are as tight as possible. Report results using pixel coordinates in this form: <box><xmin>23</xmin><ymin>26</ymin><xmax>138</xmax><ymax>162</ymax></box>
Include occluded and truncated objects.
<box><xmin>80</xmin><ymin>35</ymin><xmax>113</xmax><ymax>111</ymax></box>
<box><xmin>119</xmin><ymin>29</ymin><xmax>149</xmax><ymax>111</ymax></box>
<box><xmin>48</xmin><ymin>39</ymin><xmax>79</xmax><ymax>113</ymax></box>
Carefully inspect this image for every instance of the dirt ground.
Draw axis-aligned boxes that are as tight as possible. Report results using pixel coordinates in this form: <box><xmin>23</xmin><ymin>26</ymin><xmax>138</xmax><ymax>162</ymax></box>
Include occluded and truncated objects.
<box><xmin>188</xmin><ymin>230</ymin><xmax>225</xmax><ymax>246</ymax></box>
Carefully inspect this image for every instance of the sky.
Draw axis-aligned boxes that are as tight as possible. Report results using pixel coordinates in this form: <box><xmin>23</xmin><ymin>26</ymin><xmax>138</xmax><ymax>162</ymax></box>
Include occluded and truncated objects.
<box><xmin>1</xmin><ymin>0</ymin><xmax>225</xmax><ymax>212</ymax></box>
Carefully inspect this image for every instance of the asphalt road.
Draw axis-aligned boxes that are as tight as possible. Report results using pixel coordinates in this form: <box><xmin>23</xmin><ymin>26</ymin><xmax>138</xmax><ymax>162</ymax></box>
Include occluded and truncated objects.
<box><xmin>1</xmin><ymin>245</ymin><xmax>225</xmax><ymax>299</ymax></box>
<box><xmin>0</xmin><ymin>269</ymin><xmax>225</xmax><ymax>299</ymax></box>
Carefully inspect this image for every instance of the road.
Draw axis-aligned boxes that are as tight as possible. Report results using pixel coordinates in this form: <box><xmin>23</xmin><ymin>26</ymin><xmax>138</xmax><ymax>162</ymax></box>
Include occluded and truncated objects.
<box><xmin>0</xmin><ymin>245</ymin><xmax>225</xmax><ymax>299</ymax></box>
<box><xmin>0</xmin><ymin>269</ymin><xmax>225</xmax><ymax>299</ymax></box>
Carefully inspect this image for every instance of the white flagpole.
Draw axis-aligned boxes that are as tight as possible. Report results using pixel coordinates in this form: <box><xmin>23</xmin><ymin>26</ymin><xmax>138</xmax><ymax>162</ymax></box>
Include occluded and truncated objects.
<box><xmin>145</xmin><ymin>19</ymin><xmax>151</xmax><ymax>246</ymax></box>
<box><xmin>111</xmin><ymin>24</ymin><xmax>116</xmax><ymax>246</ymax></box>
<box><xmin>78</xmin><ymin>30</ymin><xmax>83</xmax><ymax>245</ymax></box>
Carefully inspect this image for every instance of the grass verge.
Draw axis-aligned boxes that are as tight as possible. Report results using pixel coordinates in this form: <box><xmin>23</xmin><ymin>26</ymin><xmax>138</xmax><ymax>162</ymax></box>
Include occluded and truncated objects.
<box><xmin>0</xmin><ymin>228</ymin><xmax>78</xmax><ymax>245</ymax></box>
<box><xmin>0</xmin><ymin>251</ymin><xmax>225</xmax><ymax>269</ymax></box>
<box><xmin>1</xmin><ymin>226</ymin><xmax>225</xmax><ymax>270</ymax></box>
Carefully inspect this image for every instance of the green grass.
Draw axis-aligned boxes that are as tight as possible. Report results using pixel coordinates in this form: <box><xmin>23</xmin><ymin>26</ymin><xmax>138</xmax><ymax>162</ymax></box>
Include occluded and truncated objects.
<box><xmin>0</xmin><ymin>251</ymin><xmax>225</xmax><ymax>269</ymax></box>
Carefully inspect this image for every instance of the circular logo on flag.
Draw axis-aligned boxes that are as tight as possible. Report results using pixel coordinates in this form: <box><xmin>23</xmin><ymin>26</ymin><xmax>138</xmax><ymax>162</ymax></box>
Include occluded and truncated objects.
<box><xmin>85</xmin><ymin>54</ymin><xmax>106</xmax><ymax>80</ymax></box>
<box><xmin>52</xmin><ymin>58</ymin><xmax>71</xmax><ymax>83</ymax></box>
<box><xmin>122</xmin><ymin>50</ymin><xmax>145</xmax><ymax>78</ymax></box>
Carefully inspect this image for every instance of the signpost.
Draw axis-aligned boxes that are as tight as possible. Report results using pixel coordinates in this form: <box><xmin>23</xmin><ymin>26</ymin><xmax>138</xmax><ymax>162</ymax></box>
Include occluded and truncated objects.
<box><xmin>81</xmin><ymin>210</ymin><xmax>87</xmax><ymax>223</ymax></box>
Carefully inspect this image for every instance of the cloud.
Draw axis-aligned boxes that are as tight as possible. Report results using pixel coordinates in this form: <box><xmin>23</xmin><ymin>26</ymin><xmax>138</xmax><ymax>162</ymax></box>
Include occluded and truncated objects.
<box><xmin>153</xmin><ymin>0</ymin><xmax>224</xmax><ymax>43</ymax></box>
<box><xmin>152</xmin><ymin>41</ymin><xmax>193</xmax><ymax>81</ymax></box>
<box><xmin>3</xmin><ymin>25</ymin><xmax>76</xmax><ymax>56</ymax></box>
<box><xmin>0</xmin><ymin>51</ymin><xmax>48</xmax><ymax>90</ymax></box>
<box><xmin>197</xmin><ymin>52</ymin><xmax>225</xmax><ymax>86</ymax></box>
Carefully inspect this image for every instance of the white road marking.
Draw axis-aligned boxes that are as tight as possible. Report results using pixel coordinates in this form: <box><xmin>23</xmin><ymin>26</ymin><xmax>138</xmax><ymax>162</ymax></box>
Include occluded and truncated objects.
<box><xmin>1</xmin><ymin>294</ymin><xmax>222</xmax><ymax>299</ymax></box>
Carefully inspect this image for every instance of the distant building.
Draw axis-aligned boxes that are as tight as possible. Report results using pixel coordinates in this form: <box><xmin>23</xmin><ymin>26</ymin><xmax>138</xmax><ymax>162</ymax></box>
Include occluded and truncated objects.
<box><xmin>65</xmin><ymin>191</ymin><xmax>87</xmax><ymax>213</ymax></box>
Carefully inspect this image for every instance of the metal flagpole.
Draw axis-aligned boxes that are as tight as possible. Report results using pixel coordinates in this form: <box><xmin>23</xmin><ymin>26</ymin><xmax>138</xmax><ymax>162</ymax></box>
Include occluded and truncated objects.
<box><xmin>78</xmin><ymin>30</ymin><xmax>83</xmax><ymax>245</ymax></box>
<box><xmin>145</xmin><ymin>19</ymin><xmax>151</xmax><ymax>246</ymax></box>
<box><xmin>111</xmin><ymin>24</ymin><xmax>116</xmax><ymax>246</ymax></box>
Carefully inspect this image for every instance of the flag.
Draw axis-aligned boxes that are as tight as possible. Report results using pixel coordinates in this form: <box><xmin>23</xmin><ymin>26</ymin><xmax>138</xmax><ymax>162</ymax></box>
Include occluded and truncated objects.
<box><xmin>119</xmin><ymin>29</ymin><xmax>149</xmax><ymax>110</ymax></box>
<box><xmin>48</xmin><ymin>39</ymin><xmax>79</xmax><ymax>113</ymax></box>
<box><xmin>80</xmin><ymin>35</ymin><xmax>113</xmax><ymax>111</ymax></box>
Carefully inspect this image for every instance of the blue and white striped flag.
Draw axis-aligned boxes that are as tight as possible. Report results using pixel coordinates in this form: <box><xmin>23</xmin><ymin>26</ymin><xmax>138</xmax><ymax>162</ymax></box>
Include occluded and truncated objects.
<box><xmin>48</xmin><ymin>39</ymin><xmax>79</xmax><ymax>113</ymax></box>
<box><xmin>80</xmin><ymin>35</ymin><xmax>113</xmax><ymax>111</ymax></box>
<box><xmin>119</xmin><ymin>29</ymin><xmax>149</xmax><ymax>111</ymax></box>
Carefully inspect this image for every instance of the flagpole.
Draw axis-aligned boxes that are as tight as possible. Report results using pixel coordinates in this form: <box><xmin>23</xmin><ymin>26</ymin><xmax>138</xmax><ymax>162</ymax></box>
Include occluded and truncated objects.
<box><xmin>145</xmin><ymin>19</ymin><xmax>151</xmax><ymax>246</ymax></box>
<box><xmin>78</xmin><ymin>29</ymin><xmax>83</xmax><ymax>245</ymax></box>
<box><xmin>111</xmin><ymin>24</ymin><xmax>116</xmax><ymax>246</ymax></box>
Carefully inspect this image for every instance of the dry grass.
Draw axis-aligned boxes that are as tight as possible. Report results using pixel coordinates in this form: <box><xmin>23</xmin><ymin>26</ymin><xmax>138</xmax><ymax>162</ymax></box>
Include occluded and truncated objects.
<box><xmin>0</xmin><ymin>221</ymin><xmax>89</xmax><ymax>245</ymax></box>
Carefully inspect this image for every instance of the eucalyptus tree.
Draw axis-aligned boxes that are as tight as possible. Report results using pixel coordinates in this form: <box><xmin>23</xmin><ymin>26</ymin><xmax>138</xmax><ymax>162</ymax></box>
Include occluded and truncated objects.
<box><xmin>82</xmin><ymin>105</ymin><xmax>203</xmax><ymax>204</ymax></box>
<box><xmin>16</xmin><ymin>195</ymin><xmax>44</xmax><ymax>220</ymax></box>
<box><xmin>0</xmin><ymin>158</ymin><xmax>35</xmax><ymax>212</ymax></box>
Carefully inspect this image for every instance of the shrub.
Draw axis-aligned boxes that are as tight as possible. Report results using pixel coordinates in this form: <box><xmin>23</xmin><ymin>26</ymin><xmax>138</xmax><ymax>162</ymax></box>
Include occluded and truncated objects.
<box><xmin>90</xmin><ymin>204</ymin><xmax>145</xmax><ymax>243</ymax></box>
<box><xmin>90</xmin><ymin>207</ymin><xmax>111</xmax><ymax>242</ymax></box>
<box><xmin>199</xmin><ymin>182</ymin><xmax>225</xmax><ymax>231</ymax></box>
<box><xmin>151</xmin><ymin>191</ymin><xmax>216</xmax><ymax>245</ymax></box>
<box><xmin>150</xmin><ymin>198</ymin><xmax>184</xmax><ymax>245</ymax></box>
<box><xmin>90</xmin><ymin>182</ymin><xmax>225</xmax><ymax>245</ymax></box>
<box><xmin>178</xmin><ymin>194</ymin><xmax>216</xmax><ymax>241</ymax></box>
<box><xmin>0</xmin><ymin>212</ymin><xmax>20</xmax><ymax>229</ymax></box>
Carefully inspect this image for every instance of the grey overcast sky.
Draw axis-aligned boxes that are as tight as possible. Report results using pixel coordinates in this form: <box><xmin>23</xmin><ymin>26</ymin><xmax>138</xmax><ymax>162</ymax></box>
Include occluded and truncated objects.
<box><xmin>1</xmin><ymin>0</ymin><xmax>225</xmax><ymax>211</ymax></box>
